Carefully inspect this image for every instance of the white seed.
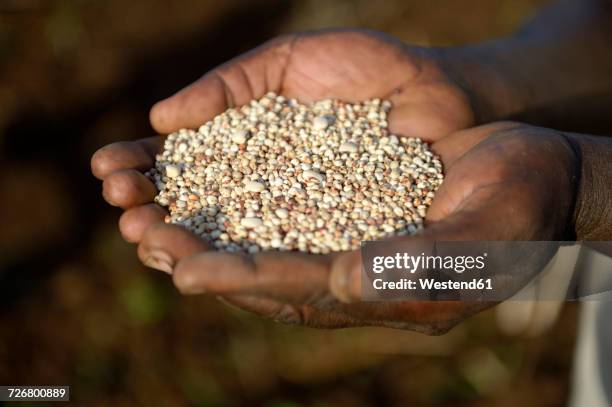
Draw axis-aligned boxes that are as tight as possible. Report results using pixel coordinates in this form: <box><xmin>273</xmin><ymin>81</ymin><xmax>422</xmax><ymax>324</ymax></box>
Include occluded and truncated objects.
<box><xmin>312</xmin><ymin>115</ymin><xmax>330</xmax><ymax>130</ymax></box>
<box><xmin>165</xmin><ymin>165</ymin><xmax>181</xmax><ymax>178</ymax></box>
<box><xmin>244</xmin><ymin>180</ymin><xmax>265</xmax><ymax>193</ymax></box>
<box><xmin>302</xmin><ymin>170</ymin><xmax>324</xmax><ymax>182</ymax></box>
<box><xmin>275</xmin><ymin>208</ymin><xmax>289</xmax><ymax>219</ymax></box>
<box><xmin>231</xmin><ymin>130</ymin><xmax>249</xmax><ymax>144</ymax></box>
<box><xmin>241</xmin><ymin>217</ymin><xmax>263</xmax><ymax>229</ymax></box>
<box><xmin>339</xmin><ymin>142</ymin><xmax>358</xmax><ymax>154</ymax></box>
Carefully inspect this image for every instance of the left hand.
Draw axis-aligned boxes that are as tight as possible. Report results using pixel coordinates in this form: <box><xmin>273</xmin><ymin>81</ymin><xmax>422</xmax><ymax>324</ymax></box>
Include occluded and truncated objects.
<box><xmin>125</xmin><ymin>122</ymin><xmax>578</xmax><ymax>334</ymax></box>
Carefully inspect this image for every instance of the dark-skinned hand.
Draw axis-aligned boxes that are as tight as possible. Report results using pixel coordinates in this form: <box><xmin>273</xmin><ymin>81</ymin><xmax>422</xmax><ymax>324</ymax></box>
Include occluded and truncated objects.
<box><xmin>91</xmin><ymin>30</ymin><xmax>578</xmax><ymax>333</ymax></box>
<box><xmin>92</xmin><ymin>120</ymin><xmax>578</xmax><ymax>333</ymax></box>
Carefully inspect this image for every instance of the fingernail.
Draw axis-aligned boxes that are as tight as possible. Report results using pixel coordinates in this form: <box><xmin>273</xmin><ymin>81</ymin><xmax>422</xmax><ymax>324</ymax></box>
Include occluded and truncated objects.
<box><xmin>143</xmin><ymin>249</ymin><xmax>174</xmax><ymax>274</ymax></box>
<box><xmin>329</xmin><ymin>252</ymin><xmax>361</xmax><ymax>303</ymax></box>
<box><xmin>330</xmin><ymin>265</ymin><xmax>352</xmax><ymax>303</ymax></box>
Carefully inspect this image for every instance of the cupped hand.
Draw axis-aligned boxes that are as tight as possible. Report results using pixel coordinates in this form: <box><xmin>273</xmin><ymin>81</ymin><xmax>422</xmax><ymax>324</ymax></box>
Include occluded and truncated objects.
<box><xmin>91</xmin><ymin>29</ymin><xmax>576</xmax><ymax>333</ymax></box>
<box><xmin>105</xmin><ymin>122</ymin><xmax>578</xmax><ymax>334</ymax></box>
<box><xmin>91</xmin><ymin>29</ymin><xmax>494</xmax><ymax>241</ymax></box>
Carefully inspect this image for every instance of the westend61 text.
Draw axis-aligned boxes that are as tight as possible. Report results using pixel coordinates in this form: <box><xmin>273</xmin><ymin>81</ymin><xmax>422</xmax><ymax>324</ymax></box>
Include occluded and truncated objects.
<box><xmin>373</xmin><ymin>278</ymin><xmax>493</xmax><ymax>291</ymax></box>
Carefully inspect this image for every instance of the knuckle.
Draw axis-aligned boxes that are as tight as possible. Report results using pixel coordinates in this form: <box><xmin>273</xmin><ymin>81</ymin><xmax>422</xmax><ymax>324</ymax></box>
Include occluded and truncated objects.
<box><xmin>141</xmin><ymin>221</ymin><xmax>169</xmax><ymax>243</ymax></box>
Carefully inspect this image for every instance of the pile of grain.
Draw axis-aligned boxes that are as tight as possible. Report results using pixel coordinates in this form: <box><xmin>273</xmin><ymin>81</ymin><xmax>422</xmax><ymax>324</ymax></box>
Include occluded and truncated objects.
<box><xmin>146</xmin><ymin>93</ymin><xmax>443</xmax><ymax>254</ymax></box>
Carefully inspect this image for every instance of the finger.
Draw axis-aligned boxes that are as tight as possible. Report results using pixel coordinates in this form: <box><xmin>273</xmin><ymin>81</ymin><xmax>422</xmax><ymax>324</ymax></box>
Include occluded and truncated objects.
<box><xmin>215</xmin><ymin>264</ymin><xmax>482</xmax><ymax>334</ymax></box>
<box><xmin>329</xmin><ymin>182</ymin><xmax>526</xmax><ymax>303</ymax></box>
<box><xmin>138</xmin><ymin>222</ymin><xmax>209</xmax><ymax>274</ymax></box>
<box><xmin>431</xmin><ymin>121</ymin><xmax>523</xmax><ymax>167</ymax></box>
<box><xmin>150</xmin><ymin>35</ymin><xmax>294</xmax><ymax>134</ymax></box>
<box><xmin>119</xmin><ymin>204</ymin><xmax>167</xmax><ymax>243</ymax></box>
<box><xmin>388</xmin><ymin>92</ymin><xmax>474</xmax><ymax>142</ymax></box>
<box><xmin>173</xmin><ymin>251</ymin><xmax>332</xmax><ymax>304</ymax></box>
<box><xmin>102</xmin><ymin>169</ymin><xmax>157</xmax><ymax>209</ymax></box>
<box><xmin>91</xmin><ymin>137</ymin><xmax>163</xmax><ymax>180</ymax></box>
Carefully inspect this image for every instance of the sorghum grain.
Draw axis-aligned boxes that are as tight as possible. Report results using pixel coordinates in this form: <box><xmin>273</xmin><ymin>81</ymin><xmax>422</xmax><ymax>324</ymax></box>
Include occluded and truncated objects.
<box><xmin>146</xmin><ymin>93</ymin><xmax>443</xmax><ymax>254</ymax></box>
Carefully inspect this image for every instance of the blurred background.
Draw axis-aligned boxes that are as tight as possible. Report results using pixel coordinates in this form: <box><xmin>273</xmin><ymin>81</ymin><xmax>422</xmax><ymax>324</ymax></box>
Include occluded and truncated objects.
<box><xmin>0</xmin><ymin>0</ymin><xmax>578</xmax><ymax>405</ymax></box>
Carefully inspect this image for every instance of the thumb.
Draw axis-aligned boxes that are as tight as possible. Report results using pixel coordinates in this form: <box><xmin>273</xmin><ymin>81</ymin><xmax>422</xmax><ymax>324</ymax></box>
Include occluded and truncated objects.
<box><xmin>150</xmin><ymin>36</ymin><xmax>293</xmax><ymax>134</ymax></box>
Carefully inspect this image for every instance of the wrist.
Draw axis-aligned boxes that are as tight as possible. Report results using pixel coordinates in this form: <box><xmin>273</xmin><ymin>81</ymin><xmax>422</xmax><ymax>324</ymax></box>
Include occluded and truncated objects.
<box><xmin>565</xmin><ymin>133</ymin><xmax>612</xmax><ymax>240</ymax></box>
